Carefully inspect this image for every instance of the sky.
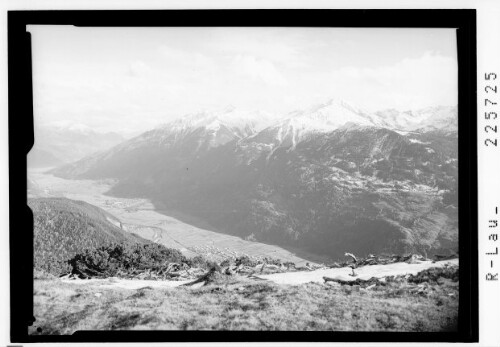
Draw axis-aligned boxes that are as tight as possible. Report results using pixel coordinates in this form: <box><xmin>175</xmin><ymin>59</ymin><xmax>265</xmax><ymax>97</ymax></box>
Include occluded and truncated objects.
<box><xmin>28</xmin><ymin>26</ymin><xmax>458</xmax><ymax>134</ymax></box>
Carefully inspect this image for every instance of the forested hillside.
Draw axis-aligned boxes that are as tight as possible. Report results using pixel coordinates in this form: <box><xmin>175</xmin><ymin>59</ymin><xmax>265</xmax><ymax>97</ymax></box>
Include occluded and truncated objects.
<box><xmin>29</xmin><ymin>197</ymin><xmax>148</xmax><ymax>274</ymax></box>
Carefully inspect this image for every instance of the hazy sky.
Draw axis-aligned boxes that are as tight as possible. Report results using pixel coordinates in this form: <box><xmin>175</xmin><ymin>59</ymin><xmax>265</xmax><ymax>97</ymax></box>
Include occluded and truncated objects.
<box><xmin>29</xmin><ymin>26</ymin><xmax>457</xmax><ymax>134</ymax></box>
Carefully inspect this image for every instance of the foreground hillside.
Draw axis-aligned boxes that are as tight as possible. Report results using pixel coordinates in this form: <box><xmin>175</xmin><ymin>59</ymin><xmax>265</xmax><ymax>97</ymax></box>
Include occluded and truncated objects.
<box><xmin>29</xmin><ymin>197</ymin><xmax>149</xmax><ymax>274</ymax></box>
<box><xmin>32</xmin><ymin>263</ymin><xmax>459</xmax><ymax>333</ymax></box>
<box><xmin>29</xmin><ymin>195</ymin><xmax>459</xmax><ymax>333</ymax></box>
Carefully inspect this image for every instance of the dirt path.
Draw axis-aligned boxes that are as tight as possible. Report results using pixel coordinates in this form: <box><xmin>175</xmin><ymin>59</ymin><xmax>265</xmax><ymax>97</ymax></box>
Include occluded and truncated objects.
<box><xmin>60</xmin><ymin>276</ymin><xmax>197</xmax><ymax>290</ymax></box>
<box><xmin>58</xmin><ymin>259</ymin><xmax>458</xmax><ymax>291</ymax></box>
<box><xmin>260</xmin><ymin>259</ymin><xmax>458</xmax><ymax>285</ymax></box>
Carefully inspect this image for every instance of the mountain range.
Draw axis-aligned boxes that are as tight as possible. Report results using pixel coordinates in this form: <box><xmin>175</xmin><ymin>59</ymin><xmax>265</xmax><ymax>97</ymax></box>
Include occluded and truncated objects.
<box><xmin>28</xmin><ymin>123</ymin><xmax>126</xmax><ymax>168</ymax></box>
<box><xmin>52</xmin><ymin>99</ymin><xmax>458</xmax><ymax>260</ymax></box>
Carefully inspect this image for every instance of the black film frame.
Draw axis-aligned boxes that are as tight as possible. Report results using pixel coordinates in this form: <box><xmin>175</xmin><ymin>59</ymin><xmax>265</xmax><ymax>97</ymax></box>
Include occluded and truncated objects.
<box><xmin>8</xmin><ymin>9</ymin><xmax>478</xmax><ymax>343</ymax></box>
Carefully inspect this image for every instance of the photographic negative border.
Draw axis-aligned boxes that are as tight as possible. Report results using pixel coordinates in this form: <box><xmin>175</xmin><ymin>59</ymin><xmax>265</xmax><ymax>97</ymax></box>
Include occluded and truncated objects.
<box><xmin>8</xmin><ymin>9</ymin><xmax>478</xmax><ymax>343</ymax></box>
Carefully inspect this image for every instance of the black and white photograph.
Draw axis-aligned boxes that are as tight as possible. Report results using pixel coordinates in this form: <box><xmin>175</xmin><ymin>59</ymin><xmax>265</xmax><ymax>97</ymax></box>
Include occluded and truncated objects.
<box><xmin>23</xmin><ymin>23</ymin><xmax>464</xmax><ymax>334</ymax></box>
<box><xmin>26</xmin><ymin>24</ymin><xmax>463</xmax><ymax>334</ymax></box>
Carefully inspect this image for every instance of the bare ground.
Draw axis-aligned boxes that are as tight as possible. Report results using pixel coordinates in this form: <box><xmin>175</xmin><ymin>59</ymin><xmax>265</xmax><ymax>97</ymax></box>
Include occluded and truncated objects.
<box><xmin>32</xmin><ymin>270</ymin><xmax>458</xmax><ymax>334</ymax></box>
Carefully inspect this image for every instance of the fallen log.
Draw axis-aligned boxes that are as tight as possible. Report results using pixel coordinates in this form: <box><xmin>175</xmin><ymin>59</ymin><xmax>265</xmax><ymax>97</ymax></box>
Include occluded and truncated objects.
<box><xmin>265</xmin><ymin>264</ymin><xmax>280</xmax><ymax>271</ymax></box>
<box><xmin>434</xmin><ymin>254</ymin><xmax>456</xmax><ymax>261</ymax></box>
<box><xmin>327</xmin><ymin>262</ymin><xmax>341</xmax><ymax>268</ymax></box>
<box><xmin>323</xmin><ymin>276</ymin><xmax>384</xmax><ymax>287</ymax></box>
<box><xmin>181</xmin><ymin>267</ymin><xmax>220</xmax><ymax>287</ymax></box>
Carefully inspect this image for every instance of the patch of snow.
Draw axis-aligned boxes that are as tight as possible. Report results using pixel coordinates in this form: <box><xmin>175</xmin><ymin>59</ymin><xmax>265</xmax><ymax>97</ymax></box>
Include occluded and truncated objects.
<box><xmin>60</xmin><ymin>277</ymin><xmax>192</xmax><ymax>290</ymax></box>
<box><xmin>260</xmin><ymin>259</ymin><xmax>458</xmax><ymax>285</ymax></box>
<box><xmin>163</xmin><ymin>107</ymin><xmax>278</xmax><ymax>137</ymax></box>
<box><xmin>408</xmin><ymin>138</ymin><xmax>430</xmax><ymax>145</ymax></box>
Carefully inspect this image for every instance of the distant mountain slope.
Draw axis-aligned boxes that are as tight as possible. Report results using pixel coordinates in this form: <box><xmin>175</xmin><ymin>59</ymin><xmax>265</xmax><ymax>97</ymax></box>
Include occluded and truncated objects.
<box><xmin>375</xmin><ymin>106</ymin><xmax>458</xmax><ymax>133</ymax></box>
<box><xmin>27</xmin><ymin>148</ymin><xmax>65</xmax><ymax>168</ymax></box>
<box><xmin>28</xmin><ymin>124</ymin><xmax>126</xmax><ymax>168</ymax></box>
<box><xmin>51</xmin><ymin>101</ymin><xmax>458</xmax><ymax>260</ymax></box>
<box><xmin>29</xmin><ymin>197</ymin><xmax>148</xmax><ymax>274</ymax></box>
<box><xmin>48</xmin><ymin>107</ymin><xmax>277</xmax><ymax>179</ymax></box>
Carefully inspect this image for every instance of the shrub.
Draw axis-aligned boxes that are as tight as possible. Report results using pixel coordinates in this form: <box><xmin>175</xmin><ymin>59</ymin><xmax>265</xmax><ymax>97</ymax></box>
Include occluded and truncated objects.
<box><xmin>68</xmin><ymin>243</ymin><xmax>189</xmax><ymax>278</ymax></box>
<box><xmin>234</xmin><ymin>255</ymin><xmax>258</xmax><ymax>267</ymax></box>
<box><xmin>187</xmin><ymin>255</ymin><xmax>218</xmax><ymax>269</ymax></box>
<box><xmin>244</xmin><ymin>233</ymin><xmax>257</xmax><ymax>242</ymax></box>
<box><xmin>408</xmin><ymin>265</ymin><xmax>459</xmax><ymax>284</ymax></box>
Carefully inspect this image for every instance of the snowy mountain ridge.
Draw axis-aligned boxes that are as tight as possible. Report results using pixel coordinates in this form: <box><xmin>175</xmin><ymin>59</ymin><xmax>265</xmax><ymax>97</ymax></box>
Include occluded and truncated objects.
<box><xmin>156</xmin><ymin>106</ymin><xmax>278</xmax><ymax>139</ymax></box>
<box><xmin>155</xmin><ymin>99</ymin><xmax>457</xmax><ymax>142</ymax></box>
<box><xmin>375</xmin><ymin>105</ymin><xmax>458</xmax><ymax>133</ymax></box>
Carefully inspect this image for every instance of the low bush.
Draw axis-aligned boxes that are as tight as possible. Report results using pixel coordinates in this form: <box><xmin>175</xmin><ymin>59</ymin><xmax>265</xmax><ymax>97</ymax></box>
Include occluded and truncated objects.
<box><xmin>68</xmin><ymin>243</ymin><xmax>191</xmax><ymax>278</ymax></box>
<box><xmin>408</xmin><ymin>265</ymin><xmax>459</xmax><ymax>284</ymax></box>
<box><xmin>30</xmin><ymin>197</ymin><xmax>148</xmax><ymax>275</ymax></box>
<box><xmin>234</xmin><ymin>255</ymin><xmax>258</xmax><ymax>267</ymax></box>
<box><xmin>187</xmin><ymin>255</ymin><xmax>218</xmax><ymax>270</ymax></box>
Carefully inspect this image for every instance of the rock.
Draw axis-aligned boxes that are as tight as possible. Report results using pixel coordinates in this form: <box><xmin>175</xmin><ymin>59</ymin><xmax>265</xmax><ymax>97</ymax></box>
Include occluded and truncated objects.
<box><xmin>190</xmin><ymin>282</ymin><xmax>205</xmax><ymax>289</ymax></box>
<box><xmin>326</xmin><ymin>281</ymin><xmax>340</xmax><ymax>287</ymax></box>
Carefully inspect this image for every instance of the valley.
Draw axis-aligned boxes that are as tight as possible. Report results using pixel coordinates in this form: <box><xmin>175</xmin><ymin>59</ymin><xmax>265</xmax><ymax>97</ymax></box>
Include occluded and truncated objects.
<box><xmin>28</xmin><ymin>169</ymin><xmax>324</xmax><ymax>265</ymax></box>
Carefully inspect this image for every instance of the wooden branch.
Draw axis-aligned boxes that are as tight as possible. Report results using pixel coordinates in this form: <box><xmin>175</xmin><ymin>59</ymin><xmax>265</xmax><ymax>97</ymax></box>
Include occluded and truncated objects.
<box><xmin>181</xmin><ymin>267</ymin><xmax>219</xmax><ymax>287</ymax></box>
<box><xmin>344</xmin><ymin>252</ymin><xmax>358</xmax><ymax>263</ymax></box>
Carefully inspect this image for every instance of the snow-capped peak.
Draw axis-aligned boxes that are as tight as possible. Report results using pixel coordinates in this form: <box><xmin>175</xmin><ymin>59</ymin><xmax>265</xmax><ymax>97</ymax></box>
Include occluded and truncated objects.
<box><xmin>159</xmin><ymin>107</ymin><xmax>277</xmax><ymax>137</ymax></box>
<box><xmin>65</xmin><ymin>123</ymin><xmax>94</xmax><ymax>134</ymax></box>
<box><xmin>286</xmin><ymin>97</ymin><xmax>380</xmax><ymax>130</ymax></box>
<box><xmin>245</xmin><ymin>98</ymin><xmax>382</xmax><ymax>149</ymax></box>
<box><xmin>243</xmin><ymin>99</ymin><xmax>457</xmax><ymax>150</ymax></box>
<box><xmin>125</xmin><ymin>100</ymin><xmax>457</xmax><ymax>154</ymax></box>
<box><xmin>125</xmin><ymin>106</ymin><xmax>282</xmax><ymax>152</ymax></box>
<box><xmin>375</xmin><ymin>105</ymin><xmax>457</xmax><ymax>133</ymax></box>
<box><xmin>44</xmin><ymin>122</ymin><xmax>96</xmax><ymax>135</ymax></box>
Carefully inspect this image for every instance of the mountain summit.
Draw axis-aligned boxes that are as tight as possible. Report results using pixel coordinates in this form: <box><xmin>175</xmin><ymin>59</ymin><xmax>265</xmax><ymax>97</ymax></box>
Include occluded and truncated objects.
<box><xmin>245</xmin><ymin>98</ymin><xmax>385</xmax><ymax>149</ymax></box>
<box><xmin>375</xmin><ymin>106</ymin><xmax>458</xmax><ymax>133</ymax></box>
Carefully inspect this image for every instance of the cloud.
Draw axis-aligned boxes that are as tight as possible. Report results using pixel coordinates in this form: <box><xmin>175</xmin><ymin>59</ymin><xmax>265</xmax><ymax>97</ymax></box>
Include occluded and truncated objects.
<box><xmin>231</xmin><ymin>55</ymin><xmax>287</xmax><ymax>86</ymax></box>
<box><xmin>326</xmin><ymin>52</ymin><xmax>457</xmax><ymax>111</ymax></box>
<box><xmin>127</xmin><ymin>60</ymin><xmax>151</xmax><ymax>77</ymax></box>
<box><xmin>158</xmin><ymin>45</ymin><xmax>213</xmax><ymax>71</ymax></box>
<box><xmin>30</xmin><ymin>25</ymin><xmax>457</xmax><ymax>135</ymax></box>
<box><xmin>207</xmin><ymin>29</ymin><xmax>310</xmax><ymax>69</ymax></box>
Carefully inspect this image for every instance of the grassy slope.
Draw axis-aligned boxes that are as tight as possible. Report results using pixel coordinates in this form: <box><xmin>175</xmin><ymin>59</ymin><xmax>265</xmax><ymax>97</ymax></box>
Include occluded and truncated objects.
<box><xmin>32</xmin><ymin>275</ymin><xmax>458</xmax><ymax>333</ymax></box>
<box><xmin>29</xmin><ymin>197</ymin><xmax>148</xmax><ymax>274</ymax></box>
